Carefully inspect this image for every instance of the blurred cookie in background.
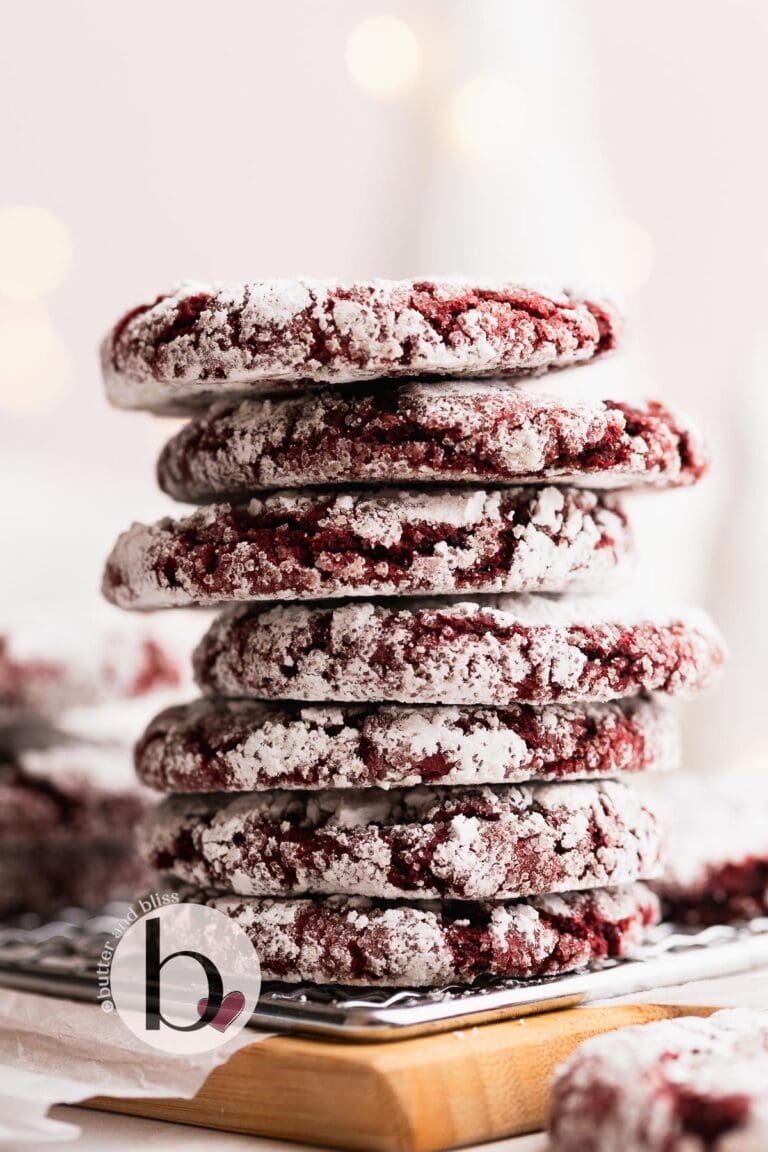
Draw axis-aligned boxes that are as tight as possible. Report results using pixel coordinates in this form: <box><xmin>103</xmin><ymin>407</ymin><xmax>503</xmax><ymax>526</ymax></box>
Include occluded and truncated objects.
<box><xmin>0</xmin><ymin>616</ymin><xmax>183</xmax><ymax>726</ymax></box>
<box><xmin>645</xmin><ymin>772</ymin><xmax>768</xmax><ymax>925</ymax></box>
<box><xmin>0</xmin><ymin>744</ymin><xmax>153</xmax><ymax>917</ymax></box>
<box><xmin>0</xmin><ymin>612</ymin><xmax>198</xmax><ymax>918</ymax></box>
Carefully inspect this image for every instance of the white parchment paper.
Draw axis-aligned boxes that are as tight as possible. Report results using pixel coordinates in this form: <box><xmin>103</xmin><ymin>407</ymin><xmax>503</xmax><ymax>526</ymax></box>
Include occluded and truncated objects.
<box><xmin>594</xmin><ymin>966</ymin><xmax>768</xmax><ymax>1011</ymax></box>
<box><xmin>0</xmin><ymin>989</ymin><xmax>271</xmax><ymax>1146</ymax></box>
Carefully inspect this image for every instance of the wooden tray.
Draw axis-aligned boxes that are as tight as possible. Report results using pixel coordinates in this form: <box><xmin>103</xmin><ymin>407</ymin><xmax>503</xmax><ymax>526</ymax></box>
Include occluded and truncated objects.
<box><xmin>86</xmin><ymin>1002</ymin><xmax>714</xmax><ymax>1151</ymax></box>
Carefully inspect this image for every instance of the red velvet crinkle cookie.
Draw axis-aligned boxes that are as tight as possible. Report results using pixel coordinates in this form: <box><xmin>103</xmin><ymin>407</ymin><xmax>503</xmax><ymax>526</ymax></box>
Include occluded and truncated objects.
<box><xmin>102</xmin><ymin>279</ymin><xmax>619</xmax><ymax>412</ymax></box>
<box><xmin>193</xmin><ymin>883</ymin><xmax>659</xmax><ymax>986</ymax></box>
<box><xmin>135</xmin><ymin>696</ymin><xmax>679</xmax><ymax>792</ymax></box>
<box><xmin>649</xmin><ymin>774</ymin><xmax>768</xmax><ymax>925</ymax></box>
<box><xmin>0</xmin><ymin>620</ymin><xmax>181</xmax><ymax>721</ymax></box>
<box><xmin>139</xmin><ymin>779</ymin><xmax>661</xmax><ymax>900</ymax></box>
<box><xmin>549</xmin><ymin>1008</ymin><xmax>768</xmax><ymax>1152</ymax></box>
<box><xmin>193</xmin><ymin>596</ymin><xmax>725</xmax><ymax>706</ymax></box>
<box><xmin>158</xmin><ymin>385</ymin><xmax>707</xmax><ymax>501</ymax></box>
<box><xmin>102</xmin><ymin>487</ymin><xmax>631</xmax><ymax>610</ymax></box>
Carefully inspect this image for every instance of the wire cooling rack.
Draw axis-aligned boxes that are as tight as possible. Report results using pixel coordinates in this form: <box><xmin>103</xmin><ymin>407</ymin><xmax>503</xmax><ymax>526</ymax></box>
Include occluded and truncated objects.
<box><xmin>1</xmin><ymin>905</ymin><xmax>767</xmax><ymax>1041</ymax></box>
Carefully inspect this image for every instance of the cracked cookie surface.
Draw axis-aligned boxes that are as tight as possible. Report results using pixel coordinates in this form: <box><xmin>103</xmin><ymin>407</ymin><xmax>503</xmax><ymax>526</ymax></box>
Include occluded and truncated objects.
<box><xmin>189</xmin><ymin>883</ymin><xmax>659</xmax><ymax>986</ymax></box>
<box><xmin>135</xmin><ymin>696</ymin><xmax>679</xmax><ymax>792</ymax></box>
<box><xmin>193</xmin><ymin>595</ymin><xmax>725</xmax><ymax>706</ymax></box>
<box><xmin>158</xmin><ymin>385</ymin><xmax>707</xmax><ymax>500</ymax></box>
<box><xmin>103</xmin><ymin>487</ymin><xmax>631</xmax><ymax>609</ymax></box>
<box><xmin>102</xmin><ymin>279</ymin><xmax>618</xmax><ymax>411</ymax></box>
<box><xmin>139</xmin><ymin>779</ymin><xmax>661</xmax><ymax>900</ymax></box>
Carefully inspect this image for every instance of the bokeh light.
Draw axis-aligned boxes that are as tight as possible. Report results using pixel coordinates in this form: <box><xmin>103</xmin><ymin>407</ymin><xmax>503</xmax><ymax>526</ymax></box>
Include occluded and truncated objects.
<box><xmin>449</xmin><ymin>74</ymin><xmax>521</xmax><ymax>163</ymax></box>
<box><xmin>345</xmin><ymin>17</ymin><xmax>420</xmax><ymax>99</ymax></box>
<box><xmin>0</xmin><ymin>205</ymin><xmax>73</xmax><ymax>301</ymax></box>
<box><xmin>0</xmin><ymin>318</ymin><xmax>71</xmax><ymax>414</ymax></box>
<box><xmin>600</xmin><ymin>217</ymin><xmax>657</xmax><ymax>294</ymax></box>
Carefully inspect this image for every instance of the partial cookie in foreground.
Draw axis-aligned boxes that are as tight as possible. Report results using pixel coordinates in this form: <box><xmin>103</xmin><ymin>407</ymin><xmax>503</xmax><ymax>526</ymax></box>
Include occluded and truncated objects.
<box><xmin>648</xmin><ymin>774</ymin><xmax>768</xmax><ymax>925</ymax></box>
<box><xmin>0</xmin><ymin>620</ymin><xmax>180</xmax><ymax>723</ymax></box>
<box><xmin>103</xmin><ymin>487</ymin><xmax>631</xmax><ymax>609</ymax></box>
<box><xmin>103</xmin><ymin>279</ymin><xmax>619</xmax><ymax>411</ymax></box>
<box><xmin>193</xmin><ymin>596</ymin><xmax>725</xmax><ymax>706</ymax></box>
<box><xmin>135</xmin><ymin>695</ymin><xmax>679</xmax><ymax>792</ymax></box>
<box><xmin>140</xmin><ymin>779</ymin><xmax>660</xmax><ymax>900</ymax></box>
<box><xmin>549</xmin><ymin>1008</ymin><xmax>768</xmax><ymax>1152</ymax></box>
<box><xmin>158</xmin><ymin>386</ymin><xmax>707</xmax><ymax>501</ymax></box>
<box><xmin>191</xmin><ymin>883</ymin><xmax>658</xmax><ymax>986</ymax></box>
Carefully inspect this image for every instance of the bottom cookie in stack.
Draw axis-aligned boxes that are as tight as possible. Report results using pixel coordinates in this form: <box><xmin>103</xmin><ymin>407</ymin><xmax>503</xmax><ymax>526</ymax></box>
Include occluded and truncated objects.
<box><xmin>189</xmin><ymin>884</ymin><xmax>659</xmax><ymax>987</ymax></box>
<box><xmin>0</xmin><ymin>744</ymin><xmax>153</xmax><ymax>918</ymax></box>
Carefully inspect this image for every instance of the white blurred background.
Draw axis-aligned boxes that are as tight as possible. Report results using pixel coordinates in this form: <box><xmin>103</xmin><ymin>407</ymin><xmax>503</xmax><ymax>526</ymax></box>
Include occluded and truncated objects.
<box><xmin>0</xmin><ymin>0</ymin><xmax>765</xmax><ymax>773</ymax></box>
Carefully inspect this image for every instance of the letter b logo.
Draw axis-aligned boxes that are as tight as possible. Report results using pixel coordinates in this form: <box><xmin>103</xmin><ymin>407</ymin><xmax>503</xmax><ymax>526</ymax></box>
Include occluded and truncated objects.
<box><xmin>109</xmin><ymin>901</ymin><xmax>261</xmax><ymax>1053</ymax></box>
<box><xmin>144</xmin><ymin>915</ymin><xmax>226</xmax><ymax>1032</ymax></box>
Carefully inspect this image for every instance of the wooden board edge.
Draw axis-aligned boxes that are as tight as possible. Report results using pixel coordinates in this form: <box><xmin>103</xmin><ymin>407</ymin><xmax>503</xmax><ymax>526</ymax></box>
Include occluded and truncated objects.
<box><xmin>83</xmin><ymin>1003</ymin><xmax>718</xmax><ymax>1152</ymax></box>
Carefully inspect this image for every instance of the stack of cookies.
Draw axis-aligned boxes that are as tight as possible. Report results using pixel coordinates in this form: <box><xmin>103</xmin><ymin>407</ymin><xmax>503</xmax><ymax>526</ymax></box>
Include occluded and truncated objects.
<box><xmin>101</xmin><ymin>278</ymin><xmax>724</xmax><ymax>987</ymax></box>
<box><xmin>0</xmin><ymin>619</ymin><xmax>180</xmax><ymax>916</ymax></box>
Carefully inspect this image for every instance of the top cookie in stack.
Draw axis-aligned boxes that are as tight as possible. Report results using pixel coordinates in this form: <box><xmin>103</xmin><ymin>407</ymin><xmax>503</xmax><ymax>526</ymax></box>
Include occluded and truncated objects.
<box><xmin>102</xmin><ymin>277</ymin><xmax>724</xmax><ymax>988</ymax></box>
<box><xmin>102</xmin><ymin>279</ymin><xmax>619</xmax><ymax>410</ymax></box>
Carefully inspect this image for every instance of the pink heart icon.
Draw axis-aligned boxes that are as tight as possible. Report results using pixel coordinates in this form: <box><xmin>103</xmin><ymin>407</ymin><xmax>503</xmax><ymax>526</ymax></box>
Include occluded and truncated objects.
<box><xmin>197</xmin><ymin>990</ymin><xmax>246</xmax><ymax>1032</ymax></box>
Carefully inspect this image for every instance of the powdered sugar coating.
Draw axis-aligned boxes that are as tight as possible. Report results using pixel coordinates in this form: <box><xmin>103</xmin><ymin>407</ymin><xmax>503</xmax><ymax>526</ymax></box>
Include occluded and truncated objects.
<box><xmin>158</xmin><ymin>385</ymin><xmax>708</xmax><ymax>500</ymax></box>
<box><xmin>550</xmin><ymin>1008</ymin><xmax>768</xmax><ymax>1152</ymax></box>
<box><xmin>193</xmin><ymin>596</ymin><xmax>725</xmax><ymax>706</ymax></box>
<box><xmin>648</xmin><ymin>774</ymin><xmax>768</xmax><ymax>924</ymax></box>
<box><xmin>0</xmin><ymin>620</ymin><xmax>181</xmax><ymax>722</ymax></box>
<box><xmin>135</xmin><ymin>695</ymin><xmax>680</xmax><ymax>792</ymax></box>
<box><xmin>103</xmin><ymin>487</ymin><xmax>632</xmax><ymax>610</ymax></box>
<box><xmin>139</xmin><ymin>779</ymin><xmax>661</xmax><ymax>900</ymax></box>
<box><xmin>193</xmin><ymin>883</ymin><xmax>658</xmax><ymax>986</ymax></box>
<box><xmin>103</xmin><ymin>279</ymin><xmax>619</xmax><ymax>412</ymax></box>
